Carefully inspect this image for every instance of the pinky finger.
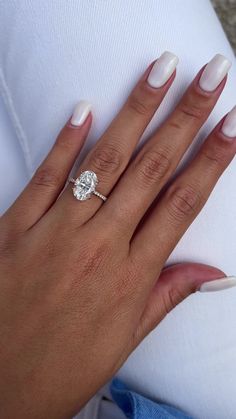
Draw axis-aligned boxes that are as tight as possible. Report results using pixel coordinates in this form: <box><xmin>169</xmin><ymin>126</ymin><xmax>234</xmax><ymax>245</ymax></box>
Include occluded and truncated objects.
<box><xmin>131</xmin><ymin>106</ymin><xmax>236</xmax><ymax>273</ymax></box>
<box><xmin>4</xmin><ymin>101</ymin><xmax>92</xmax><ymax>232</ymax></box>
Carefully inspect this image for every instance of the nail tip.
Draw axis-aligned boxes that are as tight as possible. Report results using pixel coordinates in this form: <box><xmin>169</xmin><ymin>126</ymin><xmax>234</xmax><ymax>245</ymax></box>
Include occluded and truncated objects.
<box><xmin>199</xmin><ymin>53</ymin><xmax>232</xmax><ymax>92</ymax></box>
<box><xmin>147</xmin><ymin>51</ymin><xmax>179</xmax><ymax>88</ymax></box>
<box><xmin>199</xmin><ymin>276</ymin><xmax>236</xmax><ymax>293</ymax></box>
<box><xmin>213</xmin><ymin>53</ymin><xmax>231</xmax><ymax>64</ymax></box>
<box><xmin>163</xmin><ymin>50</ymin><xmax>179</xmax><ymax>59</ymax></box>
<box><xmin>221</xmin><ymin>105</ymin><xmax>236</xmax><ymax>138</ymax></box>
<box><xmin>77</xmin><ymin>100</ymin><xmax>92</xmax><ymax>109</ymax></box>
<box><xmin>70</xmin><ymin>100</ymin><xmax>92</xmax><ymax>126</ymax></box>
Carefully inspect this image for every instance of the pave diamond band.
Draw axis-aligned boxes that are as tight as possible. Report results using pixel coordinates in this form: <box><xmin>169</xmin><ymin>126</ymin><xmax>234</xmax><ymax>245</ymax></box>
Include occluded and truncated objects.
<box><xmin>69</xmin><ymin>171</ymin><xmax>107</xmax><ymax>202</ymax></box>
<box><xmin>93</xmin><ymin>190</ymin><xmax>107</xmax><ymax>201</ymax></box>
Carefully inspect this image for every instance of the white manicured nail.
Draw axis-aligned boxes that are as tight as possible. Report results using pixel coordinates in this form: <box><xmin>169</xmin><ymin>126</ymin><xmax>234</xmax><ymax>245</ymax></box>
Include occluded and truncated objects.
<box><xmin>199</xmin><ymin>276</ymin><xmax>236</xmax><ymax>292</ymax></box>
<box><xmin>147</xmin><ymin>51</ymin><xmax>179</xmax><ymax>88</ymax></box>
<box><xmin>70</xmin><ymin>101</ymin><xmax>92</xmax><ymax>126</ymax></box>
<box><xmin>221</xmin><ymin>105</ymin><xmax>236</xmax><ymax>138</ymax></box>
<box><xmin>199</xmin><ymin>54</ymin><xmax>231</xmax><ymax>92</ymax></box>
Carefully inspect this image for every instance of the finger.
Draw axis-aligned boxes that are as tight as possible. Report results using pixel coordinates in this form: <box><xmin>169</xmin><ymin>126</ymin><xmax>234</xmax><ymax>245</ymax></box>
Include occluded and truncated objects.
<box><xmin>57</xmin><ymin>52</ymin><xmax>178</xmax><ymax>224</ymax></box>
<box><xmin>97</xmin><ymin>54</ymin><xmax>231</xmax><ymax>236</ymax></box>
<box><xmin>4</xmin><ymin>101</ymin><xmax>92</xmax><ymax>232</ymax></box>
<box><xmin>131</xmin><ymin>108</ymin><xmax>236</xmax><ymax>273</ymax></box>
<box><xmin>132</xmin><ymin>263</ymin><xmax>226</xmax><ymax>347</ymax></box>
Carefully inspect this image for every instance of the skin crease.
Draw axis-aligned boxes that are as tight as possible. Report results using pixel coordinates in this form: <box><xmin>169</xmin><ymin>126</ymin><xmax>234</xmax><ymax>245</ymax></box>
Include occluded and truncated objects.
<box><xmin>0</xmin><ymin>57</ymin><xmax>235</xmax><ymax>419</ymax></box>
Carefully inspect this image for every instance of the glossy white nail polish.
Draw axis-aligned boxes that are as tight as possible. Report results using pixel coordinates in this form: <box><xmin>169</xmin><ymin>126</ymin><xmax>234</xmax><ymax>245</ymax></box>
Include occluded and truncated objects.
<box><xmin>70</xmin><ymin>101</ymin><xmax>92</xmax><ymax>126</ymax></box>
<box><xmin>221</xmin><ymin>105</ymin><xmax>236</xmax><ymax>138</ymax></box>
<box><xmin>147</xmin><ymin>51</ymin><xmax>179</xmax><ymax>88</ymax></box>
<box><xmin>199</xmin><ymin>54</ymin><xmax>231</xmax><ymax>92</ymax></box>
<box><xmin>199</xmin><ymin>276</ymin><xmax>236</xmax><ymax>292</ymax></box>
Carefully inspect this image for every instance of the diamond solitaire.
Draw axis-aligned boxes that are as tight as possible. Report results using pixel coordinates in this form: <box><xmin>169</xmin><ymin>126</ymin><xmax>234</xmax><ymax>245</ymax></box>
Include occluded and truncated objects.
<box><xmin>70</xmin><ymin>171</ymin><xmax>107</xmax><ymax>202</ymax></box>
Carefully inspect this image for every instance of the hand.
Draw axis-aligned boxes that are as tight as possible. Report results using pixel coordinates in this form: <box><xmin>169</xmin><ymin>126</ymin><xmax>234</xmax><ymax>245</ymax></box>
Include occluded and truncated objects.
<box><xmin>0</xmin><ymin>55</ymin><xmax>235</xmax><ymax>418</ymax></box>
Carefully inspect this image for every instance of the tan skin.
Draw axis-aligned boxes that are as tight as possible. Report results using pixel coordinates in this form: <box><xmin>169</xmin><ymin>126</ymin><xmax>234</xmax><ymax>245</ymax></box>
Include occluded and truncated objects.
<box><xmin>0</xmin><ymin>59</ymin><xmax>235</xmax><ymax>418</ymax></box>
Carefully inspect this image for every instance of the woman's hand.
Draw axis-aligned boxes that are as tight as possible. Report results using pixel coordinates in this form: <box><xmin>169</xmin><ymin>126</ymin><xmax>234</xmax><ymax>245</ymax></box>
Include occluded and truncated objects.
<box><xmin>0</xmin><ymin>53</ymin><xmax>235</xmax><ymax>418</ymax></box>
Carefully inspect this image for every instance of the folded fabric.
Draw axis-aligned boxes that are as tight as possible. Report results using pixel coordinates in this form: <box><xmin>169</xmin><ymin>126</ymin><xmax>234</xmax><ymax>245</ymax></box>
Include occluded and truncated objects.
<box><xmin>111</xmin><ymin>379</ymin><xmax>193</xmax><ymax>419</ymax></box>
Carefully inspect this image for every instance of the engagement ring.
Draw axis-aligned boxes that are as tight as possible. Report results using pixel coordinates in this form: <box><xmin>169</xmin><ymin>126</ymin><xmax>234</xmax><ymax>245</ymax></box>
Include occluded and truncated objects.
<box><xmin>69</xmin><ymin>171</ymin><xmax>107</xmax><ymax>202</ymax></box>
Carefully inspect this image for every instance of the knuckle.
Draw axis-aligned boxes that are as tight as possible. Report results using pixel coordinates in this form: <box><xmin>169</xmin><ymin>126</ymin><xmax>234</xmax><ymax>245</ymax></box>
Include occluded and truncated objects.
<box><xmin>0</xmin><ymin>227</ymin><xmax>12</xmax><ymax>254</ymax></box>
<box><xmin>137</xmin><ymin>149</ymin><xmax>172</xmax><ymax>185</ymax></box>
<box><xmin>115</xmin><ymin>268</ymin><xmax>137</xmax><ymax>301</ymax></box>
<box><xmin>32</xmin><ymin>166</ymin><xmax>60</xmax><ymax>189</ymax></box>
<box><xmin>167</xmin><ymin>184</ymin><xmax>202</xmax><ymax>222</ymax></box>
<box><xmin>79</xmin><ymin>240</ymin><xmax>109</xmax><ymax>277</ymax></box>
<box><xmin>163</xmin><ymin>287</ymin><xmax>185</xmax><ymax>314</ymax></box>
<box><xmin>128</xmin><ymin>93</ymin><xmax>151</xmax><ymax>117</ymax></box>
<box><xmin>107</xmin><ymin>256</ymin><xmax>138</xmax><ymax>301</ymax></box>
<box><xmin>201</xmin><ymin>144</ymin><xmax>228</xmax><ymax>169</ymax></box>
<box><xmin>0</xmin><ymin>219</ymin><xmax>19</xmax><ymax>258</ymax></box>
<box><xmin>91</xmin><ymin>145</ymin><xmax>124</xmax><ymax>175</ymax></box>
<box><xmin>179</xmin><ymin>103</ymin><xmax>204</xmax><ymax>120</ymax></box>
<box><xmin>55</xmin><ymin>131</ymin><xmax>74</xmax><ymax>150</ymax></box>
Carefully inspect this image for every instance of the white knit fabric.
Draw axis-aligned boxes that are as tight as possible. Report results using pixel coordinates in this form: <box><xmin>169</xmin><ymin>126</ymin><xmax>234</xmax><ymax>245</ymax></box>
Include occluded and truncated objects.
<box><xmin>0</xmin><ymin>1</ymin><xmax>236</xmax><ymax>418</ymax></box>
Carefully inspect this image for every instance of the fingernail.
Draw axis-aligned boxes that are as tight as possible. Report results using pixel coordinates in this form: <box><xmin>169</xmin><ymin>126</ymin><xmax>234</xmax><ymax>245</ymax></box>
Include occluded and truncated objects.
<box><xmin>199</xmin><ymin>276</ymin><xmax>236</xmax><ymax>292</ymax></box>
<box><xmin>221</xmin><ymin>105</ymin><xmax>236</xmax><ymax>138</ymax></box>
<box><xmin>70</xmin><ymin>101</ymin><xmax>92</xmax><ymax>126</ymax></box>
<box><xmin>147</xmin><ymin>51</ymin><xmax>179</xmax><ymax>88</ymax></box>
<box><xmin>199</xmin><ymin>54</ymin><xmax>231</xmax><ymax>92</ymax></box>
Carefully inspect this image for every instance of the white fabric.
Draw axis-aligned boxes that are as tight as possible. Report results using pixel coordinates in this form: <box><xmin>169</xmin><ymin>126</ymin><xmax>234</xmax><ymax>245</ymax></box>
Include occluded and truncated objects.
<box><xmin>73</xmin><ymin>394</ymin><xmax>126</xmax><ymax>419</ymax></box>
<box><xmin>0</xmin><ymin>94</ymin><xmax>28</xmax><ymax>214</ymax></box>
<box><xmin>0</xmin><ymin>1</ymin><xmax>236</xmax><ymax>418</ymax></box>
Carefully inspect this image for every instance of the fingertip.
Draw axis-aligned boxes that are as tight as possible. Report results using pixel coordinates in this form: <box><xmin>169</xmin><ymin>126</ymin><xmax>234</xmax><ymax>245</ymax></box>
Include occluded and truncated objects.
<box><xmin>158</xmin><ymin>262</ymin><xmax>226</xmax><ymax>291</ymax></box>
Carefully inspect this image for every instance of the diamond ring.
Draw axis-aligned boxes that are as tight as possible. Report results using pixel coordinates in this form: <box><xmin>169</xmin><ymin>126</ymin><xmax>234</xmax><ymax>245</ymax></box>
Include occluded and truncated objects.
<box><xmin>69</xmin><ymin>170</ymin><xmax>107</xmax><ymax>202</ymax></box>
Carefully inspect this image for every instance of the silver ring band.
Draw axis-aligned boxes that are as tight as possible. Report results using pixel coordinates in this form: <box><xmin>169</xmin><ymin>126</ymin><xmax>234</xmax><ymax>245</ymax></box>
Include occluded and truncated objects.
<box><xmin>69</xmin><ymin>171</ymin><xmax>107</xmax><ymax>202</ymax></box>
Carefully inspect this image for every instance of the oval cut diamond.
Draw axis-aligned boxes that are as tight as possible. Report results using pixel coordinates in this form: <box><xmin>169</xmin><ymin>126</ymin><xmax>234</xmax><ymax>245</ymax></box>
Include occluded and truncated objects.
<box><xmin>73</xmin><ymin>171</ymin><xmax>98</xmax><ymax>201</ymax></box>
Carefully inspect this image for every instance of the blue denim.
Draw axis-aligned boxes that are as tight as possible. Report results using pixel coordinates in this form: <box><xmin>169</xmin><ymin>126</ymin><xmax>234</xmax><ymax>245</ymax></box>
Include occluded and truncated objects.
<box><xmin>110</xmin><ymin>379</ymin><xmax>193</xmax><ymax>419</ymax></box>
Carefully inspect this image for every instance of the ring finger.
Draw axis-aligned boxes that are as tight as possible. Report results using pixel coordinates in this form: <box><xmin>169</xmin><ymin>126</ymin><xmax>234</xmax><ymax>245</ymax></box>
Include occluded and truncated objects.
<box><xmin>56</xmin><ymin>51</ymin><xmax>179</xmax><ymax>224</ymax></box>
<box><xmin>131</xmin><ymin>110</ymin><xmax>236</xmax><ymax>276</ymax></box>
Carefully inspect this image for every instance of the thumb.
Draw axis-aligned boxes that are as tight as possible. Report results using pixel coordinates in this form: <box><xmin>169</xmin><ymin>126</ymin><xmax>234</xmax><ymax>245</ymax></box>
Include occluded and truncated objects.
<box><xmin>133</xmin><ymin>263</ymin><xmax>236</xmax><ymax>348</ymax></box>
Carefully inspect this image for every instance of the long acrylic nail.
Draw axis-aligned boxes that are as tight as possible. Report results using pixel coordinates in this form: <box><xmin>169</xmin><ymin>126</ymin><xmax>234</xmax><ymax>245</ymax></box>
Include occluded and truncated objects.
<box><xmin>70</xmin><ymin>101</ymin><xmax>92</xmax><ymax>126</ymax></box>
<box><xmin>221</xmin><ymin>105</ymin><xmax>236</xmax><ymax>138</ymax></box>
<box><xmin>199</xmin><ymin>276</ymin><xmax>236</xmax><ymax>292</ymax></box>
<box><xmin>147</xmin><ymin>51</ymin><xmax>179</xmax><ymax>88</ymax></box>
<box><xmin>199</xmin><ymin>54</ymin><xmax>231</xmax><ymax>92</ymax></box>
